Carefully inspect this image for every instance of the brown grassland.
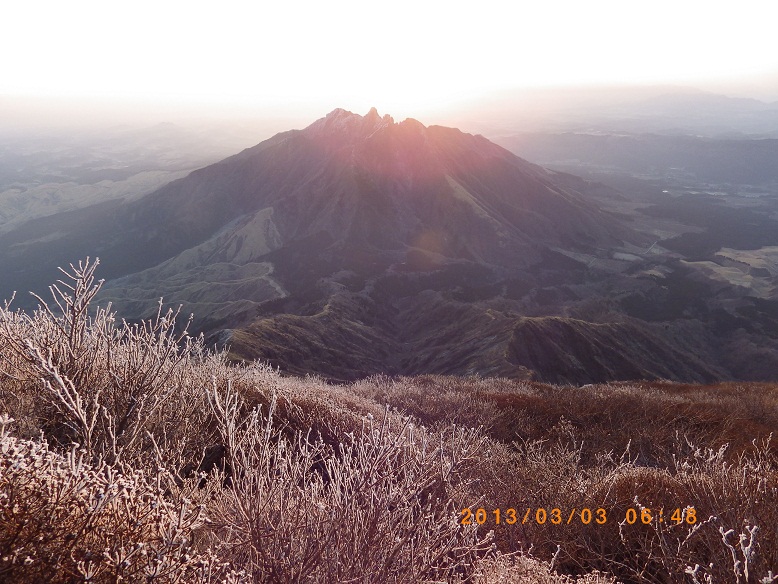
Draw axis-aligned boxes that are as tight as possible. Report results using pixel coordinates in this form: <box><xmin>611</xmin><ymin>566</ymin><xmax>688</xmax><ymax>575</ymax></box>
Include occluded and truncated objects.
<box><xmin>1</xmin><ymin>259</ymin><xmax>776</xmax><ymax>583</ymax></box>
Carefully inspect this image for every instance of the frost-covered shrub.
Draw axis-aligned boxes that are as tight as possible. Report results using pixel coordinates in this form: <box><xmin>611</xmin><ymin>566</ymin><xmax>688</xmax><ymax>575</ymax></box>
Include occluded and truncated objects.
<box><xmin>203</xmin><ymin>385</ymin><xmax>492</xmax><ymax>583</ymax></box>
<box><xmin>0</xmin><ymin>415</ymin><xmax>240</xmax><ymax>584</ymax></box>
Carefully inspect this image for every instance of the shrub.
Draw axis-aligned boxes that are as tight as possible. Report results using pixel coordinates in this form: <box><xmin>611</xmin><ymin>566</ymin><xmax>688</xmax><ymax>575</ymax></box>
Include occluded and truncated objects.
<box><xmin>0</xmin><ymin>258</ymin><xmax>217</xmax><ymax>470</ymax></box>
<box><xmin>203</xmin><ymin>384</ymin><xmax>492</xmax><ymax>583</ymax></box>
<box><xmin>0</xmin><ymin>415</ymin><xmax>240</xmax><ymax>584</ymax></box>
<box><xmin>2</xmin><ymin>260</ymin><xmax>778</xmax><ymax>582</ymax></box>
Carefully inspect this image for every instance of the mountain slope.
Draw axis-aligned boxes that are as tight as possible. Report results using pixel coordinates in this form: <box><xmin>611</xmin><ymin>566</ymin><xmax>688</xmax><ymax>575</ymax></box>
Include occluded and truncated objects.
<box><xmin>92</xmin><ymin>109</ymin><xmax>728</xmax><ymax>383</ymax></box>
<box><xmin>5</xmin><ymin>108</ymin><xmax>775</xmax><ymax>382</ymax></box>
<box><xmin>117</xmin><ymin>107</ymin><xmax>630</xmax><ymax>267</ymax></box>
<box><xmin>91</xmin><ymin>108</ymin><xmax>639</xmax><ymax>325</ymax></box>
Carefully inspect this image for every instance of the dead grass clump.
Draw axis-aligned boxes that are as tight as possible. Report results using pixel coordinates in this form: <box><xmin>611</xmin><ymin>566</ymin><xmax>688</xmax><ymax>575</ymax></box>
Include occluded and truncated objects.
<box><xmin>474</xmin><ymin>428</ymin><xmax>778</xmax><ymax>583</ymax></box>
<box><xmin>349</xmin><ymin>374</ymin><xmax>522</xmax><ymax>431</ymax></box>
<box><xmin>472</xmin><ymin>553</ymin><xmax>618</xmax><ymax>583</ymax></box>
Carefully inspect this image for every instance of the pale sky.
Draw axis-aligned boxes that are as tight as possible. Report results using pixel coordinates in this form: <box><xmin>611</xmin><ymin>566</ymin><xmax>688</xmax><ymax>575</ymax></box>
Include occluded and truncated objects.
<box><xmin>3</xmin><ymin>0</ymin><xmax>778</xmax><ymax>121</ymax></box>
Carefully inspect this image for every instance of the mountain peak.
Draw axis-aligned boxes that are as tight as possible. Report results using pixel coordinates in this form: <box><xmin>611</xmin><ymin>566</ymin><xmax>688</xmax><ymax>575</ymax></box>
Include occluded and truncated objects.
<box><xmin>304</xmin><ymin>107</ymin><xmax>395</xmax><ymax>139</ymax></box>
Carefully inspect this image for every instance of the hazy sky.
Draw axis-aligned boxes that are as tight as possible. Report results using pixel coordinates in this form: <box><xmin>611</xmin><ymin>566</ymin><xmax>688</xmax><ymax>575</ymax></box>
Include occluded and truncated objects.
<box><xmin>3</xmin><ymin>0</ymin><xmax>778</xmax><ymax>121</ymax></box>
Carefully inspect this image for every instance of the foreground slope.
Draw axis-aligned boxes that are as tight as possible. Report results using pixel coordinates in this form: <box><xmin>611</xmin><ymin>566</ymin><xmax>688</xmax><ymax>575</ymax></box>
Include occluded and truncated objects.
<box><xmin>2</xmin><ymin>270</ymin><xmax>776</xmax><ymax>582</ymax></box>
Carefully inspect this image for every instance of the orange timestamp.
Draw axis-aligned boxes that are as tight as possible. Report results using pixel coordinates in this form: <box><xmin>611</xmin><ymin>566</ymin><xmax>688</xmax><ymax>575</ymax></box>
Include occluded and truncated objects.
<box><xmin>460</xmin><ymin>506</ymin><xmax>697</xmax><ymax>526</ymax></box>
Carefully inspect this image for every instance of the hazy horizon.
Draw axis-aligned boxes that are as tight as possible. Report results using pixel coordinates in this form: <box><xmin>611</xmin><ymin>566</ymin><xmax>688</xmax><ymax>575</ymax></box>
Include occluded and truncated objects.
<box><xmin>4</xmin><ymin>0</ymin><xmax>778</xmax><ymax>131</ymax></box>
<box><xmin>3</xmin><ymin>81</ymin><xmax>778</xmax><ymax>135</ymax></box>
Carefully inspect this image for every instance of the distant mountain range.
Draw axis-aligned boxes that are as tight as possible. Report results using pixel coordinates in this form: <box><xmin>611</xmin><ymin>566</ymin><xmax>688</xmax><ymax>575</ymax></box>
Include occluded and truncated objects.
<box><xmin>2</xmin><ymin>108</ymin><xmax>778</xmax><ymax>383</ymax></box>
<box><xmin>497</xmin><ymin>132</ymin><xmax>778</xmax><ymax>185</ymax></box>
<box><xmin>448</xmin><ymin>86</ymin><xmax>778</xmax><ymax>138</ymax></box>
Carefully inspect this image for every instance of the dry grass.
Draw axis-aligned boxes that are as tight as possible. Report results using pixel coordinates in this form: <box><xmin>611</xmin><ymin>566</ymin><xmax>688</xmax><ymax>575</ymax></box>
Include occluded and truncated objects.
<box><xmin>1</xmin><ymin>259</ymin><xmax>777</xmax><ymax>582</ymax></box>
<box><xmin>472</xmin><ymin>554</ymin><xmax>617</xmax><ymax>583</ymax></box>
<box><xmin>352</xmin><ymin>375</ymin><xmax>778</xmax><ymax>583</ymax></box>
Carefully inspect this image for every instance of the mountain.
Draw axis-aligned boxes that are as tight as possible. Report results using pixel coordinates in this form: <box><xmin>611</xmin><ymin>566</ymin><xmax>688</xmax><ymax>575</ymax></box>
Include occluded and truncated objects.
<box><xmin>109</xmin><ymin>107</ymin><xmax>630</xmax><ymax>268</ymax></box>
<box><xmin>3</xmin><ymin>108</ymin><xmax>778</xmax><ymax>383</ymax></box>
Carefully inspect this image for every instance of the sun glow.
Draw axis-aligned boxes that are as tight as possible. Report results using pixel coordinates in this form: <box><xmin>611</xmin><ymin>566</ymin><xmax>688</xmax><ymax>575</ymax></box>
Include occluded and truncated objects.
<box><xmin>3</xmin><ymin>0</ymin><xmax>777</xmax><ymax>119</ymax></box>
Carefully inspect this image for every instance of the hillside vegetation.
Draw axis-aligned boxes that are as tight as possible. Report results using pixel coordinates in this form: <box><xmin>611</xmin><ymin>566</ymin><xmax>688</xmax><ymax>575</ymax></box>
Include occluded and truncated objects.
<box><xmin>1</xmin><ymin>259</ymin><xmax>776</xmax><ymax>583</ymax></box>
